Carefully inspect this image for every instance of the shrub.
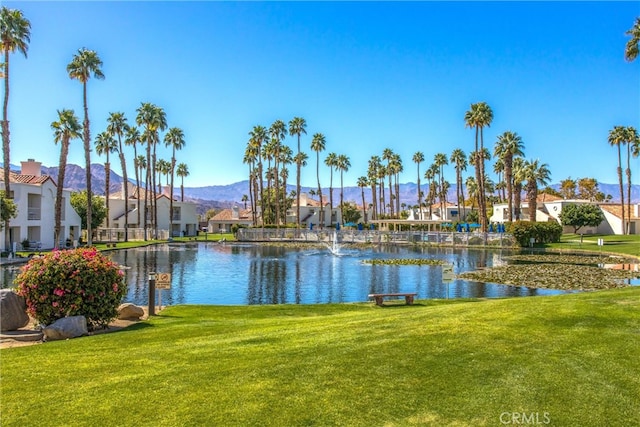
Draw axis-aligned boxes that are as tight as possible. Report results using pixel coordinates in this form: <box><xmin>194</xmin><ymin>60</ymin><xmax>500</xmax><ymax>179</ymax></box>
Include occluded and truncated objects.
<box><xmin>15</xmin><ymin>247</ymin><xmax>127</xmax><ymax>329</ymax></box>
<box><xmin>508</xmin><ymin>221</ymin><xmax>562</xmax><ymax>247</ymax></box>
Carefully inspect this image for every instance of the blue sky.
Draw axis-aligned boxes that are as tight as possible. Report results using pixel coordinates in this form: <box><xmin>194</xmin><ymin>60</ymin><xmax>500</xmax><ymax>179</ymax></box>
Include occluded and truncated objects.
<box><xmin>3</xmin><ymin>1</ymin><xmax>639</xmax><ymax>190</ymax></box>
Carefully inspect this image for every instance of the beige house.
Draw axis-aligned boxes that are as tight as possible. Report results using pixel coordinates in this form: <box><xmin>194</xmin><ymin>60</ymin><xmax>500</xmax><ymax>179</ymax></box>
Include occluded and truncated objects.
<box><xmin>100</xmin><ymin>183</ymin><xmax>199</xmax><ymax>238</ymax></box>
<box><xmin>0</xmin><ymin>159</ymin><xmax>81</xmax><ymax>251</ymax></box>
<box><xmin>286</xmin><ymin>193</ymin><xmax>341</xmax><ymax>228</ymax></box>
<box><xmin>208</xmin><ymin>206</ymin><xmax>253</xmax><ymax>232</ymax></box>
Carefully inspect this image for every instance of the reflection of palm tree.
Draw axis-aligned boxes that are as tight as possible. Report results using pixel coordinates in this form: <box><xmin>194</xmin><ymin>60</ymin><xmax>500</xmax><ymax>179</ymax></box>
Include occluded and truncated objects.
<box><xmin>1</xmin><ymin>6</ymin><xmax>31</xmax><ymax>196</ymax></box>
<box><xmin>95</xmin><ymin>131</ymin><xmax>117</xmax><ymax>228</ymax></box>
<box><xmin>67</xmin><ymin>47</ymin><xmax>104</xmax><ymax>245</ymax></box>
<box><xmin>52</xmin><ymin>109</ymin><xmax>81</xmax><ymax>248</ymax></box>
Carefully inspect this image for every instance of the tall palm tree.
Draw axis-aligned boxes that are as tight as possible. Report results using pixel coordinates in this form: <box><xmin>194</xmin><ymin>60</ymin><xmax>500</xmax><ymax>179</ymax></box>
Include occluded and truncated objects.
<box><xmin>1</xmin><ymin>6</ymin><xmax>30</xmax><ymax>196</ymax></box>
<box><xmin>241</xmin><ymin>194</ymin><xmax>248</xmax><ymax>210</ymax></box>
<box><xmin>512</xmin><ymin>157</ymin><xmax>526</xmax><ymax>220</ymax></box>
<box><xmin>125</xmin><ymin>126</ymin><xmax>141</xmax><ymax>227</ymax></box>
<box><xmin>325</xmin><ymin>152</ymin><xmax>338</xmax><ymax>223</ymax></box>
<box><xmin>424</xmin><ymin>164</ymin><xmax>438</xmax><ymax>219</ymax></box>
<box><xmin>336</xmin><ymin>154</ymin><xmax>351</xmax><ymax>224</ymax></box>
<box><xmin>156</xmin><ymin>159</ymin><xmax>171</xmax><ymax>195</ymax></box>
<box><xmin>269</xmin><ymin>120</ymin><xmax>286</xmax><ymax>227</ymax></box>
<box><xmin>164</xmin><ymin>127</ymin><xmax>185</xmax><ymax>230</ymax></box>
<box><xmin>450</xmin><ymin>149</ymin><xmax>467</xmax><ymax>221</ymax></box>
<box><xmin>522</xmin><ymin>159</ymin><xmax>551</xmax><ymax>222</ymax></box>
<box><xmin>609</xmin><ymin>126</ymin><xmax>627</xmax><ymax>233</ymax></box>
<box><xmin>357</xmin><ymin>176</ymin><xmax>368</xmax><ymax>223</ymax></box>
<box><xmin>465</xmin><ymin>176</ymin><xmax>478</xmax><ymax>210</ymax></box>
<box><xmin>412</xmin><ymin>152</ymin><xmax>424</xmax><ymax>220</ymax></box>
<box><xmin>176</xmin><ymin>163</ymin><xmax>189</xmax><ymax>202</ymax></box>
<box><xmin>243</xmin><ymin>143</ymin><xmax>258</xmax><ymax>224</ymax></box>
<box><xmin>107</xmin><ymin>112</ymin><xmax>130</xmax><ymax>241</ymax></box>
<box><xmin>434</xmin><ymin>153</ymin><xmax>448</xmax><ymax>219</ymax></box>
<box><xmin>94</xmin><ymin>131</ymin><xmax>117</xmax><ymax>229</ymax></box>
<box><xmin>51</xmin><ymin>109</ymin><xmax>81</xmax><ymax>249</ymax></box>
<box><xmin>136</xmin><ymin>103</ymin><xmax>166</xmax><ymax>239</ymax></box>
<box><xmin>367</xmin><ymin>157</ymin><xmax>379</xmax><ymax>221</ymax></box>
<box><xmin>310</xmin><ymin>133</ymin><xmax>326</xmax><ymax>227</ymax></box>
<box><xmin>261</xmin><ymin>139</ymin><xmax>276</xmax><ymax>224</ymax></box>
<box><xmin>278</xmin><ymin>145</ymin><xmax>293</xmax><ymax>225</ymax></box>
<box><xmin>391</xmin><ymin>153</ymin><xmax>403</xmax><ymax>217</ymax></box>
<box><xmin>625</xmin><ymin>17</ymin><xmax>640</xmax><ymax>62</ymax></box>
<box><xmin>67</xmin><ymin>47</ymin><xmax>104</xmax><ymax>245</ymax></box>
<box><xmin>465</xmin><ymin>102</ymin><xmax>493</xmax><ymax>232</ymax></box>
<box><xmin>559</xmin><ymin>177</ymin><xmax>577</xmax><ymax>199</ymax></box>
<box><xmin>382</xmin><ymin>148</ymin><xmax>395</xmax><ymax>217</ymax></box>
<box><xmin>288</xmin><ymin>117</ymin><xmax>307</xmax><ymax>229</ymax></box>
<box><xmin>494</xmin><ymin>131</ymin><xmax>524</xmax><ymax>222</ymax></box>
<box><xmin>248</xmin><ymin>125</ymin><xmax>268</xmax><ymax>224</ymax></box>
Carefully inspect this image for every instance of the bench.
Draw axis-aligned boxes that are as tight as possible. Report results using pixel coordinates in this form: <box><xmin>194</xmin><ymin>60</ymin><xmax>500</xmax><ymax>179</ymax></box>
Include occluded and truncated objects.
<box><xmin>368</xmin><ymin>293</ymin><xmax>417</xmax><ymax>306</ymax></box>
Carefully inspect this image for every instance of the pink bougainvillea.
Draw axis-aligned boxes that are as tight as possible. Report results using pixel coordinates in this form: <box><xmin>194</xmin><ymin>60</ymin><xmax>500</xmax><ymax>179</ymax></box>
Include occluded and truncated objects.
<box><xmin>15</xmin><ymin>248</ymin><xmax>127</xmax><ymax>329</ymax></box>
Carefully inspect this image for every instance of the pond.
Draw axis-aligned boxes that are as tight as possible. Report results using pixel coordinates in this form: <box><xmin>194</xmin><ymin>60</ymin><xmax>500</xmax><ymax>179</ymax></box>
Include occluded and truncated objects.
<box><xmin>1</xmin><ymin>243</ymin><xmax>569</xmax><ymax>305</ymax></box>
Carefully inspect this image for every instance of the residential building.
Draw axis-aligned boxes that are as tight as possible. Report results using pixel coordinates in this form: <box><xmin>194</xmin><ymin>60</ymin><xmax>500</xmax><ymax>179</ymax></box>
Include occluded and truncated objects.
<box><xmin>0</xmin><ymin>159</ymin><xmax>81</xmax><ymax>251</ymax></box>
<box><xmin>286</xmin><ymin>193</ymin><xmax>342</xmax><ymax>228</ymax></box>
<box><xmin>208</xmin><ymin>206</ymin><xmax>253</xmax><ymax>232</ymax></box>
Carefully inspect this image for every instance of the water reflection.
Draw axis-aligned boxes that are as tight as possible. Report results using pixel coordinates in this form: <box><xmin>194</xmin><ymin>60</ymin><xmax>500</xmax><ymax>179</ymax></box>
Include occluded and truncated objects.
<box><xmin>2</xmin><ymin>243</ymin><xmax>566</xmax><ymax>305</ymax></box>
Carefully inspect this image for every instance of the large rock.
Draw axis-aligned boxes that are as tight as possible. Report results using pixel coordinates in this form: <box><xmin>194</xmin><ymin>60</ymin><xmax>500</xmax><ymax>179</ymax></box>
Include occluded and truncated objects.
<box><xmin>43</xmin><ymin>316</ymin><xmax>88</xmax><ymax>341</ymax></box>
<box><xmin>0</xmin><ymin>289</ymin><xmax>29</xmax><ymax>332</ymax></box>
<box><xmin>117</xmin><ymin>303</ymin><xmax>144</xmax><ymax>320</ymax></box>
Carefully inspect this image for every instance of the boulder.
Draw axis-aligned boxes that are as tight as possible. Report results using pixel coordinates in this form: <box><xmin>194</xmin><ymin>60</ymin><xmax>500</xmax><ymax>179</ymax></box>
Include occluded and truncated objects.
<box><xmin>0</xmin><ymin>289</ymin><xmax>29</xmax><ymax>332</ymax></box>
<box><xmin>43</xmin><ymin>316</ymin><xmax>88</xmax><ymax>341</ymax></box>
<box><xmin>117</xmin><ymin>303</ymin><xmax>144</xmax><ymax>320</ymax></box>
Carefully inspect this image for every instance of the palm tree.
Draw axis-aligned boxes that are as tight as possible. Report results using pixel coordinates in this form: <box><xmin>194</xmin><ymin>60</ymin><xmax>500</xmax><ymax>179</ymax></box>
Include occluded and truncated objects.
<box><xmin>125</xmin><ymin>126</ymin><xmax>141</xmax><ymax>227</ymax></box>
<box><xmin>465</xmin><ymin>102</ymin><xmax>494</xmax><ymax>232</ymax></box>
<box><xmin>311</xmin><ymin>133</ymin><xmax>326</xmax><ymax>227</ymax></box>
<box><xmin>67</xmin><ymin>47</ymin><xmax>104</xmax><ymax>245</ymax></box>
<box><xmin>156</xmin><ymin>159</ymin><xmax>171</xmax><ymax>195</ymax></box>
<box><xmin>269</xmin><ymin>120</ymin><xmax>286</xmax><ymax>227</ymax></box>
<box><xmin>278</xmin><ymin>145</ymin><xmax>293</xmax><ymax>225</ymax></box>
<box><xmin>522</xmin><ymin>159</ymin><xmax>551</xmax><ymax>222</ymax></box>
<box><xmin>1</xmin><ymin>6</ymin><xmax>31</xmax><ymax>196</ymax></box>
<box><xmin>176</xmin><ymin>162</ymin><xmax>189</xmax><ymax>203</ymax></box>
<box><xmin>51</xmin><ymin>109</ymin><xmax>81</xmax><ymax>249</ymax></box>
<box><xmin>412</xmin><ymin>152</ymin><xmax>424</xmax><ymax>220</ymax></box>
<box><xmin>325</xmin><ymin>152</ymin><xmax>338</xmax><ymax>223</ymax></box>
<box><xmin>336</xmin><ymin>154</ymin><xmax>351</xmax><ymax>224</ymax></box>
<box><xmin>625</xmin><ymin>17</ymin><xmax>640</xmax><ymax>62</ymax></box>
<box><xmin>357</xmin><ymin>176</ymin><xmax>368</xmax><ymax>223</ymax></box>
<box><xmin>494</xmin><ymin>131</ymin><xmax>524</xmax><ymax>222</ymax></box>
<box><xmin>136</xmin><ymin>103</ymin><xmax>167</xmax><ymax>239</ymax></box>
<box><xmin>465</xmin><ymin>176</ymin><xmax>478</xmax><ymax>210</ymax></box>
<box><xmin>243</xmin><ymin>143</ymin><xmax>258</xmax><ymax>224</ymax></box>
<box><xmin>368</xmin><ymin>156</ymin><xmax>381</xmax><ymax>219</ymax></box>
<box><xmin>609</xmin><ymin>126</ymin><xmax>627</xmax><ymax>233</ymax></box>
<box><xmin>382</xmin><ymin>148</ymin><xmax>395</xmax><ymax>217</ymax></box>
<box><xmin>288</xmin><ymin>117</ymin><xmax>307</xmax><ymax>229</ymax></box>
<box><xmin>512</xmin><ymin>157</ymin><xmax>526</xmax><ymax>220</ymax></box>
<box><xmin>94</xmin><ymin>131</ymin><xmax>117</xmax><ymax>229</ymax></box>
<box><xmin>107</xmin><ymin>112</ymin><xmax>129</xmax><ymax>241</ymax></box>
<box><xmin>248</xmin><ymin>125</ymin><xmax>268</xmax><ymax>224</ymax></box>
<box><xmin>391</xmin><ymin>153</ymin><xmax>403</xmax><ymax>217</ymax></box>
<box><xmin>164</xmin><ymin>127</ymin><xmax>185</xmax><ymax>230</ymax></box>
<box><xmin>559</xmin><ymin>177</ymin><xmax>577</xmax><ymax>199</ymax></box>
<box><xmin>434</xmin><ymin>153</ymin><xmax>448</xmax><ymax>219</ymax></box>
<box><xmin>241</xmin><ymin>194</ymin><xmax>248</xmax><ymax>210</ymax></box>
<box><xmin>450</xmin><ymin>149</ymin><xmax>467</xmax><ymax>221</ymax></box>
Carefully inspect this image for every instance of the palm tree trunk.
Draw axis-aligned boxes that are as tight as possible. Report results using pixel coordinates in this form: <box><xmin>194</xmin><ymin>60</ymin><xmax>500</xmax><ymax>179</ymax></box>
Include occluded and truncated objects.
<box><xmin>478</xmin><ymin>127</ymin><xmax>487</xmax><ymax>232</ymax></box>
<box><xmin>296</xmin><ymin>134</ymin><xmax>301</xmax><ymax>230</ymax></box>
<box><xmin>626</xmin><ymin>143</ymin><xmax>631</xmax><ymax>234</ymax></box>
<box><xmin>104</xmin><ymin>160</ymin><xmax>110</xmax><ymax>228</ymax></box>
<box><xmin>119</xmin><ymin>151</ymin><xmax>129</xmax><ymax>241</ymax></box>
<box><xmin>152</xmin><ymin>137</ymin><xmax>158</xmax><ymax>239</ymax></box>
<box><xmin>145</xmin><ymin>141</ymin><xmax>151</xmax><ymax>240</ymax></box>
<box><xmin>340</xmin><ymin>170</ymin><xmax>344</xmax><ymax>224</ymax></box>
<box><xmin>170</xmin><ymin>155</ymin><xmax>176</xmax><ymax>234</ymax></box>
<box><xmin>54</xmin><ymin>138</ymin><xmax>70</xmax><ymax>249</ymax></box>
<box><xmin>329</xmin><ymin>169</ymin><xmax>334</xmax><ymax>225</ymax></box>
<box><xmin>506</xmin><ymin>162</ymin><xmax>513</xmax><ymax>222</ymax></box>
<box><xmin>83</xmin><ymin>82</ymin><xmax>93</xmax><ymax>245</ymax></box>
<box><xmin>3</xmin><ymin>49</ymin><xmax>10</xmax><ymax>196</ymax></box>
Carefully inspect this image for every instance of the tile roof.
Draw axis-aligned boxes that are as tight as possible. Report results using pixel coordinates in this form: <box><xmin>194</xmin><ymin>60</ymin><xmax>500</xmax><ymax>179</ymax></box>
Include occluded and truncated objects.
<box><xmin>600</xmin><ymin>204</ymin><xmax>639</xmax><ymax>219</ymax></box>
<box><xmin>0</xmin><ymin>167</ymin><xmax>55</xmax><ymax>186</ymax></box>
<box><xmin>211</xmin><ymin>208</ymin><xmax>252</xmax><ymax>222</ymax></box>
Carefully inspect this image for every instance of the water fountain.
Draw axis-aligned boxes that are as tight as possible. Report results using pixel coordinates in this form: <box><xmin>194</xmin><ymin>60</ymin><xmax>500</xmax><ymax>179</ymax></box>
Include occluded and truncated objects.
<box><xmin>325</xmin><ymin>231</ymin><xmax>341</xmax><ymax>255</ymax></box>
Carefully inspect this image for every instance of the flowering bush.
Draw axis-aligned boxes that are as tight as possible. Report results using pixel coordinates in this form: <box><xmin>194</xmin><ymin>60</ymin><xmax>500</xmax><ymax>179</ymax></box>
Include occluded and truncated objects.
<box><xmin>15</xmin><ymin>247</ymin><xmax>127</xmax><ymax>329</ymax></box>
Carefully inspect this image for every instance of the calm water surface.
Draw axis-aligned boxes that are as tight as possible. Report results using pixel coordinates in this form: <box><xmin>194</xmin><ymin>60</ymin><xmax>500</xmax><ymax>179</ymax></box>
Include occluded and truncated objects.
<box><xmin>87</xmin><ymin>242</ymin><xmax>563</xmax><ymax>305</ymax></box>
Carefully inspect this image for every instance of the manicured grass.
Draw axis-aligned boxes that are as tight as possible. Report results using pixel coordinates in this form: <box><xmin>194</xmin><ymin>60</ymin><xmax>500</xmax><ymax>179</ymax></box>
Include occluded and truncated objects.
<box><xmin>2</xmin><ymin>289</ymin><xmax>639</xmax><ymax>426</ymax></box>
<box><xmin>545</xmin><ymin>233</ymin><xmax>640</xmax><ymax>257</ymax></box>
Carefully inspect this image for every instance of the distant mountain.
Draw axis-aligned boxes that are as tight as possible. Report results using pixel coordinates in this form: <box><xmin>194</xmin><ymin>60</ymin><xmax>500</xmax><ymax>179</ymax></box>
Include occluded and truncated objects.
<box><xmin>3</xmin><ymin>162</ymin><xmax>637</xmax><ymax>212</ymax></box>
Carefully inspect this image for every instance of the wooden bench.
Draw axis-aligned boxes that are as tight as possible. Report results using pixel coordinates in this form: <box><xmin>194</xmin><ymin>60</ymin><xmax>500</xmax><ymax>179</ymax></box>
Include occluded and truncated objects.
<box><xmin>368</xmin><ymin>293</ymin><xmax>417</xmax><ymax>306</ymax></box>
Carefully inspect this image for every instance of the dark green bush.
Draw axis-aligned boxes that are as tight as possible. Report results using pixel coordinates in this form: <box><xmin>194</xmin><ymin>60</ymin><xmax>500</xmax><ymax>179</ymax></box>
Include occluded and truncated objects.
<box><xmin>508</xmin><ymin>221</ymin><xmax>562</xmax><ymax>247</ymax></box>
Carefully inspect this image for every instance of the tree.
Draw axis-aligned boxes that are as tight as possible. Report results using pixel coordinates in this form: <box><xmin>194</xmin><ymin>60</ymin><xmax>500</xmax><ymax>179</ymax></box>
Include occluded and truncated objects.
<box><xmin>176</xmin><ymin>162</ymin><xmax>189</xmax><ymax>202</ymax></box>
<box><xmin>241</xmin><ymin>194</ymin><xmax>248</xmax><ymax>210</ymax></box>
<box><xmin>624</xmin><ymin>127</ymin><xmax>639</xmax><ymax>234</ymax></box>
<box><xmin>577</xmin><ymin>177</ymin><xmax>600</xmax><ymax>201</ymax></box>
<box><xmin>1</xmin><ymin>6</ymin><xmax>30</xmax><ymax>197</ymax></box>
<box><xmin>94</xmin><ymin>131</ymin><xmax>117</xmax><ymax>229</ymax></box>
<box><xmin>269</xmin><ymin>120</ymin><xmax>287</xmax><ymax>227</ymax></box>
<box><xmin>434</xmin><ymin>153</ymin><xmax>448</xmax><ymax>219</ymax></box>
<box><xmin>52</xmin><ymin>109</ymin><xmax>82</xmax><ymax>249</ymax></box>
<box><xmin>136</xmin><ymin>102</ymin><xmax>167</xmax><ymax>239</ymax></box>
<box><xmin>0</xmin><ymin>190</ymin><xmax>16</xmax><ymax>232</ymax></box>
<box><xmin>367</xmin><ymin>157</ymin><xmax>379</xmax><ymax>221</ymax></box>
<box><xmin>248</xmin><ymin>125</ymin><xmax>268</xmax><ymax>224</ymax></box>
<box><xmin>382</xmin><ymin>148</ymin><xmax>395</xmax><ymax>217</ymax></box>
<box><xmin>559</xmin><ymin>177</ymin><xmax>577</xmax><ymax>199</ymax></box>
<box><xmin>341</xmin><ymin>202</ymin><xmax>361</xmax><ymax>224</ymax></box>
<box><xmin>67</xmin><ymin>48</ymin><xmax>104</xmax><ymax>246</ymax></box>
<box><xmin>625</xmin><ymin>17</ymin><xmax>640</xmax><ymax>62</ymax></box>
<box><xmin>412</xmin><ymin>152</ymin><xmax>424</xmax><ymax>220</ymax></box>
<box><xmin>125</xmin><ymin>126</ymin><xmax>141</xmax><ymax>226</ymax></box>
<box><xmin>336</xmin><ymin>154</ymin><xmax>351</xmax><ymax>224</ymax></box>
<box><xmin>608</xmin><ymin>126</ymin><xmax>627</xmax><ymax>234</ymax></box>
<box><xmin>522</xmin><ymin>159</ymin><xmax>551</xmax><ymax>222</ymax></box>
<box><xmin>494</xmin><ymin>131</ymin><xmax>524</xmax><ymax>222</ymax></box>
<box><xmin>310</xmin><ymin>133</ymin><xmax>326</xmax><ymax>227</ymax></box>
<box><xmin>465</xmin><ymin>102</ymin><xmax>493</xmax><ymax>232</ymax></box>
<box><xmin>559</xmin><ymin>203</ymin><xmax>605</xmax><ymax>238</ymax></box>
<box><xmin>288</xmin><ymin>117</ymin><xmax>307</xmax><ymax>229</ymax></box>
<box><xmin>512</xmin><ymin>157</ymin><xmax>526</xmax><ymax>220</ymax></box>
<box><xmin>325</xmin><ymin>152</ymin><xmax>338</xmax><ymax>223</ymax></box>
<box><xmin>107</xmin><ymin>112</ymin><xmax>130</xmax><ymax>241</ymax></box>
<box><xmin>70</xmin><ymin>190</ymin><xmax>107</xmax><ymax>236</ymax></box>
<box><xmin>357</xmin><ymin>176</ymin><xmax>368</xmax><ymax>223</ymax></box>
<box><xmin>450</xmin><ymin>149</ymin><xmax>467</xmax><ymax>221</ymax></box>
<box><xmin>164</xmin><ymin>127</ymin><xmax>185</xmax><ymax>229</ymax></box>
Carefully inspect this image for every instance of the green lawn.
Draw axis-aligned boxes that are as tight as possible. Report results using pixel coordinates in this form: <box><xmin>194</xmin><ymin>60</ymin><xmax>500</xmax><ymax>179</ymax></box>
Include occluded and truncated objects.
<box><xmin>2</xmin><ymin>289</ymin><xmax>639</xmax><ymax>426</ymax></box>
<box><xmin>545</xmin><ymin>233</ymin><xmax>640</xmax><ymax>257</ymax></box>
